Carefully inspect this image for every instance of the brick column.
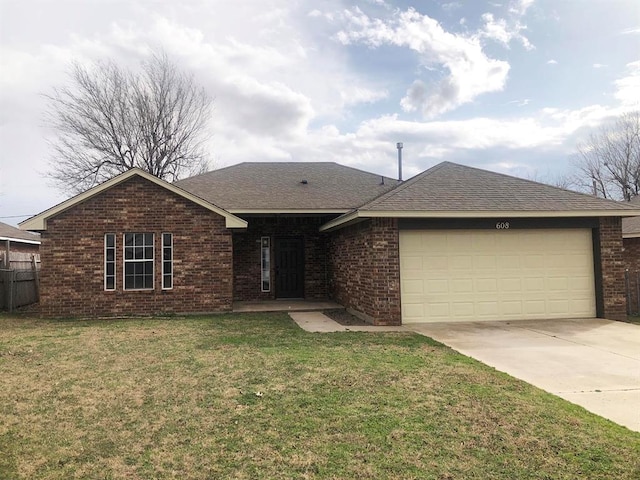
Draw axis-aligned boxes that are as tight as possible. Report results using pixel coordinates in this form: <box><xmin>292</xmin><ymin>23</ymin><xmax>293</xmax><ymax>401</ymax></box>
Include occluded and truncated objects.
<box><xmin>598</xmin><ymin>217</ymin><xmax>626</xmax><ymax>320</ymax></box>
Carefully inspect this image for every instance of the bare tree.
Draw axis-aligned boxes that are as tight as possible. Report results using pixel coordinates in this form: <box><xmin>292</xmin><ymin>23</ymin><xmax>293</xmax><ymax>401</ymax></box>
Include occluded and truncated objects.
<box><xmin>46</xmin><ymin>51</ymin><xmax>213</xmax><ymax>193</ymax></box>
<box><xmin>573</xmin><ymin>111</ymin><xmax>640</xmax><ymax>200</ymax></box>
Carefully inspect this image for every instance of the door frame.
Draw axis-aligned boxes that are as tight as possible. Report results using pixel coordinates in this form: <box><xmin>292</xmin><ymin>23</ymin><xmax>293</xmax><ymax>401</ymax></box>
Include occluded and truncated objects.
<box><xmin>274</xmin><ymin>236</ymin><xmax>305</xmax><ymax>298</ymax></box>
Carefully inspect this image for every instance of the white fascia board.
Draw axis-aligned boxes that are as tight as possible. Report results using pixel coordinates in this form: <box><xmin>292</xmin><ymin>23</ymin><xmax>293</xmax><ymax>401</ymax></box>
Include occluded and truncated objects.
<box><xmin>0</xmin><ymin>236</ymin><xmax>41</xmax><ymax>245</ymax></box>
<box><xmin>228</xmin><ymin>208</ymin><xmax>350</xmax><ymax>215</ymax></box>
<box><xmin>320</xmin><ymin>209</ymin><xmax>640</xmax><ymax>232</ymax></box>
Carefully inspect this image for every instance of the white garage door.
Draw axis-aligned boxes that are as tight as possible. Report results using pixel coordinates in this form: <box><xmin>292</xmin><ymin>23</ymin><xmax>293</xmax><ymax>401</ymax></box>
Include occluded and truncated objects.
<box><xmin>400</xmin><ymin>229</ymin><xmax>596</xmax><ymax>323</ymax></box>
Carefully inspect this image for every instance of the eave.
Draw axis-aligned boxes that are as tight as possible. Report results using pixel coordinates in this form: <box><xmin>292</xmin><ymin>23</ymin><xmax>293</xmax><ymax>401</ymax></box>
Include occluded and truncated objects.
<box><xmin>320</xmin><ymin>209</ymin><xmax>640</xmax><ymax>232</ymax></box>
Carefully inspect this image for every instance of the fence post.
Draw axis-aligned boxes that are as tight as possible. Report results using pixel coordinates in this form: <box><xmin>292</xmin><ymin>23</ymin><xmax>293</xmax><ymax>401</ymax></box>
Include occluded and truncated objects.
<box><xmin>8</xmin><ymin>269</ymin><xmax>15</xmax><ymax>313</ymax></box>
<box><xmin>31</xmin><ymin>255</ymin><xmax>40</xmax><ymax>300</ymax></box>
<box><xmin>625</xmin><ymin>270</ymin><xmax>631</xmax><ymax>316</ymax></box>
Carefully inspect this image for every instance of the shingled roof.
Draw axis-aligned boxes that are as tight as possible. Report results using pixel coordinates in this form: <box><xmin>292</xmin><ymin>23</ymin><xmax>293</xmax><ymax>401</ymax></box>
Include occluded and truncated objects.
<box><xmin>0</xmin><ymin>221</ymin><xmax>40</xmax><ymax>244</ymax></box>
<box><xmin>622</xmin><ymin>196</ymin><xmax>640</xmax><ymax>237</ymax></box>
<box><xmin>175</xmin><ymin>162</ymin><xmax>400</xmax><ymax>212</ymax></box>
<box><xmin>321</xmin><ymin>162</ymin><xmax>640</xmax><ymax>231</ymax></box>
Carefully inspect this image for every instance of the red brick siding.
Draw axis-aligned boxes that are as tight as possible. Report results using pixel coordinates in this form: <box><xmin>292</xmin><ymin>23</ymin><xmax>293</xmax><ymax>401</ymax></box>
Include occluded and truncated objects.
<box><xmin>233</xmin><ymin>216</ymin><xmax>330</xmax><ymax>301</ymax></box>
<box><xmin>328</xmin><ymin>218</ymin><xmax>401</xmax><ymax>326</ymax></box>
<box><xmin>38</xmin><ymin>176</ymin><xmax>233</xmax><ymax>318</ymax></box>
<box><xmin>623</xmin><ymin>236</ymin><xmax>640</xmax><ymax>313</ymax></box>
<box><xmin>598</xmin><ymin>217</ymin><xmax>627</xmax><ymax>320</ymax></box>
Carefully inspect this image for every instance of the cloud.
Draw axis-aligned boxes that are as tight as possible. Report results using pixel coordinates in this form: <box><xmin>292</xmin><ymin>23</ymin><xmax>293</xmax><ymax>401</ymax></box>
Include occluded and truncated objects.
<box><xmin>509</xmin><ymin>0</ymin><xmax>535</xmax><ymax>16</ymax></box>
<box><xmin>592</xmin><ymin>63</ymin><xmax>607</xmax><ymax>69</ymax></box>
<box><xmin>614</xmin><ymin>61</ymin><xmax>640</xmax><ymax>107</ymax></box>
<box><xmin>547</xmin><ymin>59</ymin><xmax>558</xmax><ymax>65</ymax></box>
<box><xmin>620</xmin><ymin>27</ymin><xmax>640</xmax><ymax>35</ymax></box>
<box><xmin>479</xmin><ymin>12</ymin><xmax>534</xmax><ymax>50</ymax></box>
<box><xmin>336</xmin><ymin>7</ymin><xmax>510</xmax><ymax>117</ymax></box>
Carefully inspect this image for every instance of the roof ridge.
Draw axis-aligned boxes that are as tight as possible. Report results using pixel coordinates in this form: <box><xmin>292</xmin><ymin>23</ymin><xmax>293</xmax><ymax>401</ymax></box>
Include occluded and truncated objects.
<box><xmin>356</xmin><ymin>161</ymin><xmax>449</xmax><ymax>210</ymax></box>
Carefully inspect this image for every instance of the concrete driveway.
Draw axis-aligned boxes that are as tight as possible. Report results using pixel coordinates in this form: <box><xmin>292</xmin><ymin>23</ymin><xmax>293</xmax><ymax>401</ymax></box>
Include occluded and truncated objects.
<box><xmin>406</xmin><ymin>318</ymin><xmax>640</xmax><ymax>432</ymax></box>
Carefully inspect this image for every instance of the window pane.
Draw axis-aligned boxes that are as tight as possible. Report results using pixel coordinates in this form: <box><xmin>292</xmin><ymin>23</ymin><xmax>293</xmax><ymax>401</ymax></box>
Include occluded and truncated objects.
<box><xmin>125</xmin><ymin>263</ymin><xmax>135</xmax><ymax>275</ymax></box>
<box><xmin>163</xmin><ymin>275</ymin><xmax>172</xmax><ymax>289</ymax></box>
<box><xmin>135</xmin><ymin>233</ymin><xmax>144</xmax><ymax>245</ymax></box>
<box><xmin>106</xmin><ymin>235</ymin><xmax>115</xmax><ymax>248</ymax></box>
<box><xmin>163</xmin><ymin>249</ymin><xmax>171</xmax><ymax>261</ymax></box>
<box><xmin>144</xmin><ymin>247</ymin><xmax>154</xmax><ymax>259</ymax></box>
<box><xmin>143</xmin><ymin>274</ymin><xmax>153</xmax><ymax>289</ymax></box>
<box><xmin>125</xmin><ymin>234</ymin><xmax>134</xmax><ymax>246</ymax></box>
<box><xmin>164</xmin><ymin>262</ymin><xmax>172</xmax><ymax>274</ymax></box>
<box><xmin>163</xmin><ymin>233</ymin><xmax>171</xmax><ymax>245</ymax></box>
<box><xmin>106</xmin><ymin>263</ymin><xmax>114</xmax><ymax>276</ymax></box>
<box><xmin>106</xmin><ymin>277</ymin><xmax>114</xmax><ymax>290</ymax></box>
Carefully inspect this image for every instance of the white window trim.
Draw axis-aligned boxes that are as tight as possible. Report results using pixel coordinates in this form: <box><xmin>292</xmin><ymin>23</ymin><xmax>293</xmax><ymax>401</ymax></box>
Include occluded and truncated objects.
<box><xmin>261</xmin><ymin>236</ymin><xmax>271</xmax><ymax>292</ymax></box>
<box><xmin>104</xmin><ymin>233</ymin><xmax>116</xmax><ymax>291</ymax></box>
<box><xmin>123</xmin><ymin>233</ymin><xmax>155</xmax><ymax>291</ymax></box>
<box><xmin>162</xmin><ymin>233</ymin><xmax>173</xmax><ymax>290</ymax></box>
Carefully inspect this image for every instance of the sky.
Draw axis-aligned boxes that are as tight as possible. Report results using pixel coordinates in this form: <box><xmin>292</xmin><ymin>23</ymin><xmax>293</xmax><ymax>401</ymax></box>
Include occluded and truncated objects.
<box><xmin>0</xmin><ymin>0</ymin><xmax>639</xmax><ymax>226</ymax></box>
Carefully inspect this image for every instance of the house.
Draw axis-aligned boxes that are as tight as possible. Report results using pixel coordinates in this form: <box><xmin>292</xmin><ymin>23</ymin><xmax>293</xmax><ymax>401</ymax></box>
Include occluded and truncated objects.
<box><xmin>20</xmin><ymin>161</ymin><xmax>640</xmax><ymax>324</ymax></box>
<box><xmin>0</xmin><ymin>221</ymin><xmax>40</xmax><ymax>269</ymax></box>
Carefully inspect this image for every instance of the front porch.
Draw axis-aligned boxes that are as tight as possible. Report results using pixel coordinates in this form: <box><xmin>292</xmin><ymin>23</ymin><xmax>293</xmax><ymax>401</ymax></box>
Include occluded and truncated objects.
<box><xmin>232</xmin><ymin>215</ymin><xmax>338</xmax><ymax>302</ymax></box>
<box><xmin>233</xmin><ymin>298</ymin><xmax>343</xmax><ymax>313</ymax></box>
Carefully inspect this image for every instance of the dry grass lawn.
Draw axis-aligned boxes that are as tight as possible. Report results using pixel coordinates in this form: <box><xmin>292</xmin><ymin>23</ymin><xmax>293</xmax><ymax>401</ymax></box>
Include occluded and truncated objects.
<box><xmin>1</xmin><ymin>312</ymin><xmax>639</xmax><ymax>479</ymax></box>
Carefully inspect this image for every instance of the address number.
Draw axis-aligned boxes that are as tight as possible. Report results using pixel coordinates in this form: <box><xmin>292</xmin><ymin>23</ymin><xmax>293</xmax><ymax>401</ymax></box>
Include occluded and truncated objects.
<box><xmin>496</xmin><ymin>222</ymin><xmax>510</xmax><ymax>230</ymax></box>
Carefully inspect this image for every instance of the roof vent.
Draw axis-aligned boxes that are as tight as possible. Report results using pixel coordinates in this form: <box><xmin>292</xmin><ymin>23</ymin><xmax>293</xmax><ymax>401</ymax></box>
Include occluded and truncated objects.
<box><xmin>300</xmin><ymin>179</ymin><xmax>308</xmax><ymax>184</ymax></box>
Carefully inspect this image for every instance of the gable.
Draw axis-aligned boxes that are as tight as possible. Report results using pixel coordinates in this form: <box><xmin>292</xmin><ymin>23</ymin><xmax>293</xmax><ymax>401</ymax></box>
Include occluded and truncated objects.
<box><xmin>20</xmin><ymin>169</ymin><xmax>247</xmax><ymax>231</ymax></box>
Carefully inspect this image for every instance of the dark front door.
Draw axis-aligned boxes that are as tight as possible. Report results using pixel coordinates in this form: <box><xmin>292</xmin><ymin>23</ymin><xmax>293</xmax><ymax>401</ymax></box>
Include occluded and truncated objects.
<box><xmin>275</xmin><ymin>237</ymin><xmax>304</xmax><ymax>298</ymax></box>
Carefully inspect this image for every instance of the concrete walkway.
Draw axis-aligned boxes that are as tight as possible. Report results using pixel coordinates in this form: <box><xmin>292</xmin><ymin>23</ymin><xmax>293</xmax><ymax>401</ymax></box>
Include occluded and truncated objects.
<box><xmin>407</xmin><ymin>319</ymin><xmax>640</xmax><ymax>432</ymax></box>
<box><xmin>288</xmin><ymin>311</ymin><xmax>406</xmax><ymax>333</ymax></box>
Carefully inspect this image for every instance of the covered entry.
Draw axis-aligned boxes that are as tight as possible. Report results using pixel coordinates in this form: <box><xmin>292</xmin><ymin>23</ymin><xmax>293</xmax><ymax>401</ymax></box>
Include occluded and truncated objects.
<box><xmin>400</xmin><ymin>228</ymin><xmax>596</xmax><ymax>323</ymax></box>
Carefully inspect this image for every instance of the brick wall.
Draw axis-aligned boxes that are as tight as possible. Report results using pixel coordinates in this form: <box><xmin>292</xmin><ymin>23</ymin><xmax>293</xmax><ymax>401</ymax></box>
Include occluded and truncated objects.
<box><xmin>38</xmin><ymin>176</ymin><xmax>233</xmax><ymax>318</ymax></box>
<box><xmin>598</xmin><ymin>216</ymin><xmax>627</xmax><ymax>320</ymax></box>
<box><xmin>233</xmin><ymin>216</ymin><xmax>330</xmax><ymax>301</ymax></box>
<box><xmin>623</xmin><ymin>236</ymin><xmax>640</xmax><ymax>314</ymax></box>
<box><xmin>327</xmin><ymin>218</ymin><xmax>401</xmax><ymax>325</ymax></box>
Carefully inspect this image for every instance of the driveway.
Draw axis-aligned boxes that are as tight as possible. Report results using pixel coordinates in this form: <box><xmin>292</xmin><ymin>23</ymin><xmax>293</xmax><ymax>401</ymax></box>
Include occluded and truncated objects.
<box><xmin>406</xmin><ymin>318</ymin><xmax>640</xmax><ymax>432</ymax></box>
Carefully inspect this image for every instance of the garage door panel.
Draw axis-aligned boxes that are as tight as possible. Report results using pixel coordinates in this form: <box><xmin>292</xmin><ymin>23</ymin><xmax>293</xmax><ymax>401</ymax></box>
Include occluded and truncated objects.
<box><xmin>400</xmin><ymin>229</ymin><xmax>596</xmax><ymax>323</ymax></box>
<box><xmin>499</xmin><ymin>278</ymin><xmax>522</xmax><ymax>292</ymax></box>
<box><xmin>451</xmin><ymin>278</ymin><xmax>473</xmax><ymax>293</ymax></box>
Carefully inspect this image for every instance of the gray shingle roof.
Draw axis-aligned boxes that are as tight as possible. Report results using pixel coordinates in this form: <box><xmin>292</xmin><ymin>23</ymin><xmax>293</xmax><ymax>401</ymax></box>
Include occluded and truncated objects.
<box><xmin>0</xmin><ymin>221</ymin><xmax>40</xmax><ymax>243</ymax></box>
<box><xmin>622</xmin><ymin>196</ymin><xmax>640</xmax><ymax>235</ymax></box>
<box><xmin>360</xmin><ymin>162</ymin><xmax>640</xmax><ymax>213</ymax></box>
<box><xmin>175</xmin><ymin>162</ymin><xmax>400</xmax><ymax>211</ymax></box>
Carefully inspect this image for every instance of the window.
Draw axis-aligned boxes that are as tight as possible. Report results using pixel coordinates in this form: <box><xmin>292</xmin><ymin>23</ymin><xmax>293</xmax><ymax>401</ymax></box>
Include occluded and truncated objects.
<box><xmin>261</xmin><ymin>236</ymin><xmax>271</xmax><ymax>292</ymax></box>
<box><xmin>124</xmin><ymin>233</ymin><xmax>154</xmax><ymax>290</ymax></box>
<box><xmin>104</xmin><ymin>234</ymin><xmax>116</xmax><ymax>290</ymax></box>
<box><xmin>162</xmin><ymin>233</ymin><xmax>173</xmax><ymax>290</ymax></box>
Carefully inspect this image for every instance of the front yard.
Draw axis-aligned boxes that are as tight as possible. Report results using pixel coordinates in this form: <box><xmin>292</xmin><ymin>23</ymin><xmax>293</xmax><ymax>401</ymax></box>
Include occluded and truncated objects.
<box><xmin>1</xmin><ymin>313</ymin><xmax>638</xmax><ymax>479</ymax></box>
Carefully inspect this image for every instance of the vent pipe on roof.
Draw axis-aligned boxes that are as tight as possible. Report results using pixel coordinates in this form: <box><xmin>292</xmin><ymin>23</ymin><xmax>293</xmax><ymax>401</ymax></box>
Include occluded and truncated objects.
<box><xmin>396</xmin><ymin>142</ymin><xmax>403</xmax><ymax>181</ymax></box>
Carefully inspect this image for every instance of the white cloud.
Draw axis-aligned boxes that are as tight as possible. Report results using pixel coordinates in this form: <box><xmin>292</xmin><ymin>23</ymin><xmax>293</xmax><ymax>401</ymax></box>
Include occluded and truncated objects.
<box><xmin>509</xmin><ymin>0</ymin><xmax>535</xmax><ymax>16</ymax></box>
<box><xmin>479</xmin><ymin>12</ymin><xmax>533</xmax><ymax>50</ymax></box>
<box><xmin>620</xmin><ymin>27</ymin><xmax>640</xmax><ymax>35</ymax></box>
<box><xmin>547</xmin><ymin>59</ymin><xmax>558</xmax><ymax>65</ymax></box>
<box><xmin>592</xmin><ymin>63</ymin><xmax>607</xmax><ymax>69</ymax></box>
<box><xmin>614</xmin><ymin>61</ymin><xmax>640</xmax><ymax>107</ymax></box>
<box><xmin>336</xmin><ymin>7</ymin><xmax>510</xmax><ymax>117</ymax></box>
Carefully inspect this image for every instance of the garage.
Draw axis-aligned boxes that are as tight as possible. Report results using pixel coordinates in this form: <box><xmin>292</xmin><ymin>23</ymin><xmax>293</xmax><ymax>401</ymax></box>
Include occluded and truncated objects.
<box><xmin>400</xmin><ymin>228</ymin><xmax>597</xmax><ymax>323</ymax></box>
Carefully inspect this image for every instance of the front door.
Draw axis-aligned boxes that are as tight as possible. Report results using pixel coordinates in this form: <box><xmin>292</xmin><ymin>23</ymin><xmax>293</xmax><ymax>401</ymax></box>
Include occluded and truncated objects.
<box><xmin>275</xmin><ymin>237</ymin><xmax>304</xmax><ymax>298</ymax></box>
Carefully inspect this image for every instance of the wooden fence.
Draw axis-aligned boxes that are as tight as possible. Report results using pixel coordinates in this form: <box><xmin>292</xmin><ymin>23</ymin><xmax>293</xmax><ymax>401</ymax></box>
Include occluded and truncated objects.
<box><xmin>0</xmin><ymin>254</ymin><xmax>41</xmax><ymax>312</ymax></box>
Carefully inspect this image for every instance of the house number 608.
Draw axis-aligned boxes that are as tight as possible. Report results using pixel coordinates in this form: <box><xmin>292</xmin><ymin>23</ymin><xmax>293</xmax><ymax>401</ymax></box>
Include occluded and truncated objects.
<box><xmin>496</xmin><ymin>222</ymin><xmax>510</xmax><ymax>230</ymax></box>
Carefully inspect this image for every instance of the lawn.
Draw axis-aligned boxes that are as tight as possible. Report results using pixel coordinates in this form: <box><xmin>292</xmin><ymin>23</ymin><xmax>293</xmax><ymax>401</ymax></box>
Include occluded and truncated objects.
<box><xmin>1</xmin><ymin>313</ymin><xmax>638</xmax><ymax>479</ymax></box>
